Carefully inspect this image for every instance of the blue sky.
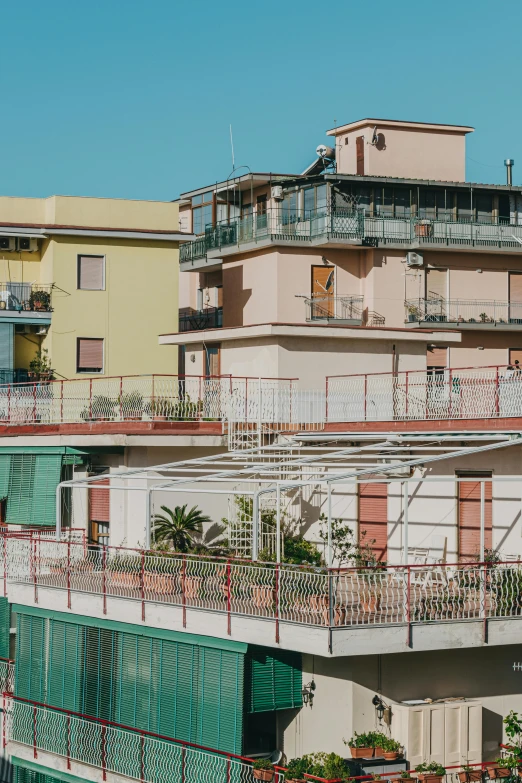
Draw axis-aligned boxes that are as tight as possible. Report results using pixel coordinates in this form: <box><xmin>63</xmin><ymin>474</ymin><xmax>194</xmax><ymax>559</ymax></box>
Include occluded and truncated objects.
<box><xmin>1</xmin><ymin>0</ymin><xmax>521</xmax><ymax>201</ymax></box>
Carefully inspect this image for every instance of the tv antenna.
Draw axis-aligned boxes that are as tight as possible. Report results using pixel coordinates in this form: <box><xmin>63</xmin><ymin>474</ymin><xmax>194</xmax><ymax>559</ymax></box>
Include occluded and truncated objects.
<box><xmin>230</xmin><ymin>125</ymin><xmax>235</xmax><ymax>169</ymax></box>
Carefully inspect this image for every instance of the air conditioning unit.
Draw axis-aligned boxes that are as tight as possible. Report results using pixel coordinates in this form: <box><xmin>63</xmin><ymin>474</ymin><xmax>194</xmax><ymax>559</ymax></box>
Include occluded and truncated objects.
<box><xmin>406</xmin><ymin>251</ymin><xmax>423</xmax><ymax>267</ymax></box>
<box><xmin>0</xmin><ymin>237</ymin><xmax>16</xmax><ymax>252</ymax></box>
<box><xmin>16</xmin><ymin>237</ymin><xmax>38</xmax><ymax>253</ymax></box>
<box><xmin>14</xmin><ymin>324</ymin><xmax>31</xmax><ymax>334</ymax></box>
<box><xmin>271</xmin><ymin>185</ymin><xmax>284</xmax><ymax>200</ymax></box>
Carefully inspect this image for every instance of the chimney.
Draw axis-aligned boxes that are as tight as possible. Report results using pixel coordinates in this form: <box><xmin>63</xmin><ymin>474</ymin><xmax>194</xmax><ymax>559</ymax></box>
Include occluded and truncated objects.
<box><xmin>505</xmin><ymin>158</ymin><xmax>514</xmax><ymax>186</ymax></box>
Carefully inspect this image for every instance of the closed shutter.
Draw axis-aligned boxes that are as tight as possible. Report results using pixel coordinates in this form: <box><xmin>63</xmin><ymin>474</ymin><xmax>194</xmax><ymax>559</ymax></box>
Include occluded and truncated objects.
<box><xmin>0</xmin><ymin>597</ymin><xmax>10</xmax><ymax>658</ymax></box>
<box><xmin>14</xmin><ymin>766</ymin><xmax>85</xmax><ymax>783</ymax></box>
<box><xmin>311</xmin><ymin>266</ymin><xmax>335</xmax><ymax>317</ymax></box>
<box><xmin>90</xmin><ymin>478</ymin><xmax>110</xmax><ymax>523</ymax></box>
<box><xmin>31</xmin><ymin>455</ymin><xmax>63</xmax><ymax>527</ymax></box>
<box><xmin>15</xmin><ymin>614</ymin><xmax>46</xmax><ymax>702</ymax></box>
<box><xmin>427</xmin><ymin>346</ymin><xmax>447</xmax><ymax>368</ymax></box>
<box><xmin>6</xmin><ymin>454</ymin><xmax>36</xmax><ymax>524</ymax></box>
<box><xmin>356</xmin><ymin>136</ymin><xmax>365</xmax><ymax>175</ymax></box>
<box><xmin>78</xmin><ymin>256</ymin><xmax>104</xmax><ymax>290</ymax></box>
<box><xmin>509</xmin><ymin>272</ymin><xmax>522</xmax><ymax>302</ymax></box>
<box><xmin>0</xmin><ymin>455</ymin><xmax>11</xmax><ymax>499</ymax></box>
<box><xmin>0</xmin><ymin>323</ymin><xmax>14</xmax><ymax>370</ymax></box>
<box><xmin>48</xmin><ymin>620</ymin><xmax>83</xmax><ymax>711</ymax></box>
<box><xmin>245</xmin><ymin>648</ymin><xmax>302</xmax><ymax>713</ymax></box>
<box><xmin>359</xmin><ymin>482</ymin><xmax>388</xmax><ymax>561</ymax></box>
<box><xmin>77</xmin><ymin>339</ymin><xmax>103</xmax><ymax>372</ymax></box>
<box><xmin>198</xmin><ymin>646</ymin><xmax>244</xmax><ymax>753</ymax></box>
<box><xmin>426</xmin><ymin>269</ymin><xmax>447</xmax><ymax>300</ymax></box>
<box><xmin>458</xmin><ymin>475</ymin><xmax>492</xmax><ymax>561</ymax></box>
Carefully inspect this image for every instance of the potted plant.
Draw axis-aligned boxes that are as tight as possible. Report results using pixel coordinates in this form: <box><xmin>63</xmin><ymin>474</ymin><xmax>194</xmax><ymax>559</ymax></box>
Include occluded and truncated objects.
<box><xmin>397</xmin><ymin>773</ymin><xmax>413</xmax><ymax>782</ymax></box>
<box><xmin>382</xmin><ymin>737</ymin><xmax>403</xmax><ymax>760</ymax></box>
<box><xmin>146</xmin><ymin>397</ymin><xmax>177</xmax><ymax>421</ymax></box>
<box><xmin>81</xmin><ymin>395</ymin><xmax>117</xmax><ymax>422</ymax></box>
<box><xmin>485</xmin><ymin>763</ymin><xmax>510</xmax><ymax>780</ymax></box>
<box><xmin>345</xmin><ymin>732</ymin><xmax>376</xmax><ymax>758</ymax></box>
<box><xmin>415</xmin><ymin>762</ymin><xmax>446</xmax><ymax>783</ymax></box>
<box><xmin>118</xmin><ymin>390</ymin><xmax>144</xmax><ymax>421</ymax></box>
<box><xmin>253</xmin><ymin>759</ymin><xmax>275</xmax><ymax>782</ymax></box>
<box><xmin>458</xmin><ymin>766</ymin><xmax>483</xmax><ymax>783</ymax></box>
<box><xmin>372</xmin><ymin>732</ymin><xmax>388</xmax><ymax>757</ymax></box>
<box><xmin>415</xmin><ymin>219</ymin><xmax>433</xmax><ymax>238</ymax></box>
<box><xmin>407</xmin><ymin>304</ymin><xmax>420</xmax><ymax>322</ymax></box>
<box><xmin>479</xmin><ymin>312</ymin><xmax>489</xmax><ymax>323</ymax></box>
<box><xmin>29</xmin><ymin>349</ymin><xmax>54</xmax><ymax>382</ymax></box>
<box><xmin>284</xmin><ymin>756</ymin><xmax>310</xmax><ymax>782</ymax></box>
<box><xmin>29</xmin><ymin>289</ymin><xmax>52</xmax><ymax>312</ymax></box>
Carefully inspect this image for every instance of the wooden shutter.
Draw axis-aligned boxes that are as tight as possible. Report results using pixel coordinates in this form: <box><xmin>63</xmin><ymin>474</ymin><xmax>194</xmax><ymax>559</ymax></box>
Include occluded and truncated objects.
<box><xmin>356</xmin><ymin>136</ymin><xmax>365</xmax><ymax>175</ymax></box>
<box><xmin>509</xmin><ymin>272</ymin><xmax>522</xmax><ymax>302</ymax></box>
<box><xmin>427</xmin><ymin>346</ymin><xmax>447</xmax><ymax>368</ymax></box>
<box><xmin>358</xmin><ymin>482</ymin><xmax>388</xmax><ymax>560</ymax></box>
<box><xmin>78</xmin><ymin>256</ymin><xmax>104</xmax><ymax>290</ymax></box>
<box><xmin>205</xmin><ymin>344</ymin><xmax>221</xmax><ymax>377</ymax></box>
<box><xmin>426</xmin><ymin>269</ymin><xmax>447</xmax><ymax>300</ymax></box>
<box><xmin>458</xmin><ymin>475</ymin><xmax>492</xmax><ymax>561</ymax></box>
<box><xmin>90</xmin><ymin>478</ymin><xmax>110</xmax><ymax>523</ymax></box>
<box><xmin>311</xmin><ymin>266</ymin><xmax>335</xmax><ymax>317</ymax></box>
<box><xmin>77</xmin><ymin>338</ymin><xmax>103</xmax><ymax>372</ymax></box>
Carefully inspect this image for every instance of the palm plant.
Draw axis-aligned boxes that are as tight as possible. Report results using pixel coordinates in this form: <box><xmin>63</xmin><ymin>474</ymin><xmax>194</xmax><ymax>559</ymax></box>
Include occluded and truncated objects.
<box><xmin>152</xmin><ymin>504</ymin><xmax>211</xmax><ymax>552</ymax></box>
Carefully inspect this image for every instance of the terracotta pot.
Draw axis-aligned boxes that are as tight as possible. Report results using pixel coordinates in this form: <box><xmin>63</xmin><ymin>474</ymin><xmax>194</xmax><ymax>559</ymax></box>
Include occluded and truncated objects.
<box><xmin>110</xmin><ymin>571</ymin><xmax>140</xmax><ymax>589</ymax></box>
<box><xmin>153</xmin><ymin>415</ymin><xmax>168</xmax><ymax>422</ymax></box>
<box><xmin>383</xmin><ymin>752</ymin><xmax>400</xmax><ymax>760</ymax></box>
<box><xmin>361</xmin><ymin>594</ymin><xmax>381</xmax><ymax>613</ymax></box>
<box><xmin>374</xmin><ymin>747</ymin><xmax>384</xmax><ymax>757</ymax></box>
<box><xmin>184</xmin><ymin>575</ymin><xmax>203</xmax><ymax>598</ymax></box>
<box><xmin>350</xmin><ymin>747</ymin><xmax>373</xmax><ymax>758</ymax></box>
<box><xmin>252</xmin><ymin>585</ymin><xmax>273</xmax><ymax>608</ymax></box>
<box><xmin>488</xmin><ymin>770</ymin><xmax>511</xmax><ymax>780</ymax></box>
<box><xmin>417</xmin><ymin>775</ymin><xmax>444</xmax><ymax>783</ymax></box>
<box><xmin>458</xmin><ymin>771</ymin><xmax>483</xmax><ymax>783</ymax></box>
<box><xmin>144</xmin><ymin>572</ymin><xmax>174</xmax><ymax>595</ymax></box>
<box><xmin>253</xmin><ymin>769</ymin><xmax>274</xmax><ymax>781</ymax></box>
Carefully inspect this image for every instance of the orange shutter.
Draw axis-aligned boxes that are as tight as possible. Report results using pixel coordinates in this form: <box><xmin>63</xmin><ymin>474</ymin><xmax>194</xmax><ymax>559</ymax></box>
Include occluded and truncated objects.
<box><xmin>427</xmin><ymin>346</ymin><xmax>447</xmax><ymax>368</ymax></box>
<box><xmin>509</xmin><ymin>272</ymin><xmax>522</xmax><ymax>303</ymax></box>
<box><xmin>458</xmin><ymin>477</ymin><xmax>492</xmax><ymax>561</ymax></box>
<box><xmin>78</xmin><ymin>339</ymin><xmax>103</xmax><ymax>371</ymax></box>
<box><xmin>356</xmin><ymin>136</ymin><xmax>365</xmax><ymax>176</ymax></box>
<box><xmin>311</xmin><ymin>266</ymin><xmax>335</xmax><ymax>317</ymax></box>
<box><xmin>358</xmin><ymin>482</ymin><xmax>388</xmax><ymax>561</ymax></box>
<box><xmin>78</xmin><ymin>256</ymin><xmax>104</xmax><ymax>290</ymax></box>
<box><xmin>90</xmin><ymin>478</ymin><xmax>110</xmax><ymax>523</ymax></box>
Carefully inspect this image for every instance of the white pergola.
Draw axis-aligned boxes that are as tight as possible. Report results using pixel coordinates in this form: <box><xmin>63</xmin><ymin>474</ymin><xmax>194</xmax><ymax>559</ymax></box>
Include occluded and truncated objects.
<box><xmin>56</xmin><ymin>431</ymin><xmax>522</xmax><ymax>564</ymax></box>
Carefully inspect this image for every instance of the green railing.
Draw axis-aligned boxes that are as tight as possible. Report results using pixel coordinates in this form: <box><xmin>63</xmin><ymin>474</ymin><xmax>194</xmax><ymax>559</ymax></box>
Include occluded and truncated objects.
<box><xmin>180</xmin><ymin>210</ymin><xmax>522</xmax><ymax>262</ymax></box>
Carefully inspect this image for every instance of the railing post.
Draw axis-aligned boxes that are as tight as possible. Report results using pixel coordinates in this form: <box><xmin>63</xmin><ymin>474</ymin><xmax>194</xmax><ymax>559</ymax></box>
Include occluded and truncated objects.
<box><xmin>363</xmin><ymin>374</ymin><xmax>368</xmax><ymax>421</ymax></box>
<box><xmin>495</xmin><ymin>366</ymin><xmax>500</xmax><ymax>417</ymax></box>
<box><xmin>151</xmin><ymin>375</ymin><xmax>155</xmax><ymax>416</ymax></box>
<box><xmin>101</xmin><ymin>723</ymin><xmax>107</xmax><ymax>781</ymax></box>
<box><xmin>448</xmin><ymin>369</ymin><xmax>453</xmax><ymax>419</ymax></box>
<box><xmin>119</xmin><ymin>376</ymin><xmax>123</xmax><ymax>421</ymax></box>
<box><xmin>67</xmin><ymin>713</ymin><xmax>71</xmax><ymax>769</ymax></box>
<box><xmin>7</xmin><ymin>384</ymin><xmax>10</xmax><ymax>424</ymax></box>
<box><xmin>89</xmin><ymin>378</ymin><xmax>93</xmax><ymax>420</ymax></box>
<box><xmin>102</xmin><ymin>545</ymin><xmax>107</xmax><ymax>615</ymax></box>
<box><xmin>182</xmin><ymin>554</ymin><xmax>187</xmax><ymax>628</ymax></box>
<box><xmin>405</xmin><ymin>371</ymin><xmax>409</xmax><ymax>419</ymax></box>
<box><xmin>33</xmin><ymin>704</ymin><xmax>37</xmax><ymax>758</ymax></box>
<box><xmin>60</xmin><ymin>380</ymin><xmax>64</xmax><ymax>423</ymax></box>
<box><xmin>67</xmin><ymin>539</ymin><xmax>71</xmax><ymax>609</ymax></box>
<box><xmin>32</xmin><ymin>382</ymin><xmax>37</xmax><ymax>423</ymax></box>
<box><xmin>226</xmin><ymin>559</ymin><xmax>231</xmax><ymax>636</ymax></box>
<box><xmin>141</xmin><ymin>550</ymin><xmax>145</xmax><ymax>623</ymax></box>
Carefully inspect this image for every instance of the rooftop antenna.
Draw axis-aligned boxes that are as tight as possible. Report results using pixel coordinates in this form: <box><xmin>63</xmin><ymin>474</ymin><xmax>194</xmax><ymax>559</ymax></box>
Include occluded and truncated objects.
<box><xmin>230</xmin><ymin>125</ymin><xmax>235</xmax><ymax>169</ymax></box>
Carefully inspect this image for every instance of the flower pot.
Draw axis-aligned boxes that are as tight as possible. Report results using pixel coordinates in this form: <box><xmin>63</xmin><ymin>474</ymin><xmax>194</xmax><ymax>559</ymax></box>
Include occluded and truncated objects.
<box><xmin>109</xmin><ymin>571</ymin><xmax>140</xmax><ymax>589</ymax></box>
<box><xmin>184</xmin><ymin>575</ymin><xmax>203</xmax><ymax>598</ymax></box>
<box><xmin>458</xmin><ymin>771</ymin><xmax>483</xmax><ymax>783</ymax></box>
<box><xmin>253</xmin><ymin>769</ymin><xmax>274</xmax><ymax>781</ymax></box>
<box><xmin>252</xmin><ymin>584</ymin><xmax>273</xmax><ymax>608</ymax></box>
<box><xmin>144</xmin><ymin>572</ymin><xmax>174</xmax><ymax>595</ymax></box>
<box><xmin>153</xmin><ymin>415</ymin><xmax>168</xmax><ymax>422</ymax></box>
<box><xmin>361</xmin><ymin>594</ymin><xmax>381</xmax><ymax>613</ymax></box>
<box><xmin>374</xmin><ymin>747</ymin><xmax>384</xmax><ymax>757</ymax></box>
<box><xmin>383</xmin><ymin>752</ymin><xmax>400</xmax><ymax>760</ymax></box>
<box><xmin>417</xmin><ymin>774</ymin><xmax>444</xmax><ymax>783</ymax></box>
<box><xmin>350</xmin><ymin>747</ymin><xmax>373</xmax><ymax>758</ymax></box>
<box><xmin>487</xmin><ymin>769</ymin><xmax>510</xmax><ymax>780</ymax></box>
<box><xmin>415</xmin><ymin>222</ymin><xmax>433</xmax><ymax>238</ymax></box>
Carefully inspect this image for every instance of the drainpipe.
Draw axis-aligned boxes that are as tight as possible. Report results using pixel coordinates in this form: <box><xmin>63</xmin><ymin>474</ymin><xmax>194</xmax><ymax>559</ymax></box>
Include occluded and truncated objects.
<box><xmin>505</xmin><ymin>159</ymin><xmax>514</xmax><ymax>187</ymax></box>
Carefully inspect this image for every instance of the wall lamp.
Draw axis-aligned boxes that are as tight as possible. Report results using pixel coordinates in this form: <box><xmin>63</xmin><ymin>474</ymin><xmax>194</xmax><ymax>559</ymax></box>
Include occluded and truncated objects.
<box><xmin>372</xmin><ymin>694</ymin><xmax>391</xmax><ymax>725</ymax></box>
<box><xmin>302</xmin><ymin>681</ymin><xmax>316</xmax><ymax>706</ymax></box>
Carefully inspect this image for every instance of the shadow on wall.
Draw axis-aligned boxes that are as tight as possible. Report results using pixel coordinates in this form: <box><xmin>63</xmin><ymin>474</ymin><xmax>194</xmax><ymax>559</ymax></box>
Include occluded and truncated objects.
<box><xmin>223</xmin><ymin>265</ymin><xmax>252</xmax><ymax>327</ymax></box>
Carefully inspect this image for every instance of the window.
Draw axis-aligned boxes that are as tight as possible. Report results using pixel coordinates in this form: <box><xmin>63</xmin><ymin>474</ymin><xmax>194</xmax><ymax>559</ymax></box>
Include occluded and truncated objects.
<box><xmin>205</xmin><ymin>343</ymin><xmax>220</xmax><ymax>376</ymax></box>
<box><xmin>282</xmin><ymin>191</ymin><xmax>298</xmax><ymax>225</ymax></box>
<box><xmin>193</xmin><ymin>203</ymin><xmax>212</xmax><ymax>235</ymax></box>
<box><xmin>77</xmin><ymin>338</ymin><xmax>104</xmax><ymax>373</ymax></box>
<box><xmin>78</xmin><ymin>255</ymin><xmax>105</xmax><ymax>290</ymax></box>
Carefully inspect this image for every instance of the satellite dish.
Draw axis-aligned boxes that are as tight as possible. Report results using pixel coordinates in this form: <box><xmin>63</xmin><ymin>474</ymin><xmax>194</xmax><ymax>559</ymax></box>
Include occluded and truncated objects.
<box><xmin>316</xmin><ymin>145</ymin><xmax>335</xmax><ymax>159</ymax></box>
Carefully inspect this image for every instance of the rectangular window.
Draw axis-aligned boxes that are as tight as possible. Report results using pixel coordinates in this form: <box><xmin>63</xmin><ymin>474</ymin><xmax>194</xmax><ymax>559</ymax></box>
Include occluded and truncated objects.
<box><xmin>77</xmin><ymin>338</ymin><xmax>104</xmax><ymax>373</ymax></box>
<box><xmin>78</xmin><ymin>255</ymin><xmax>105</xmax><ymax>290</ymax></box>
<box><xmin>205</xmin><ymin>343</ymin><xmax>221</xmax><ymax>377</ymax></box>
<box><xmin>193</xmin><ymin>203</ymin><xmax>212</xmax><ymax>235</ymax></box>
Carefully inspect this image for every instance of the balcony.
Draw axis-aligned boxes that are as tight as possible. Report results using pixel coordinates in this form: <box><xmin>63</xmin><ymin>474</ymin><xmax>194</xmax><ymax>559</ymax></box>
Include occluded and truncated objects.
<box><xmin>6</xmin><ymin>533</ymin><xmax>522</xmax><ymax>656</ymax></box>
<box><xmin>304</xmin><ymin>295</ymin><xmax>385</xmax><ymax>326</ymax></box>
<box><xmin>179</xmin><ymin>209</ymin><xmax>522</xmax><ymax>267</ymax></box>
<box><xmin>406</xmin><ymin>298</ymin><xmax>522</xmax><ymax>329</ymax></box>
<box><xmin>7</xmin><ymin>698</ymin><xmax>278</xmax><ymax>783</ymax></box>
<box><xmin>179</xmin><ymin>306</ymin><xmax>223</xmax><ymax>332</ymax></box>
<box><xmin>0</xmin><ymin>282</ymin><xmax>52</xmax><ymax>313</ymax></box>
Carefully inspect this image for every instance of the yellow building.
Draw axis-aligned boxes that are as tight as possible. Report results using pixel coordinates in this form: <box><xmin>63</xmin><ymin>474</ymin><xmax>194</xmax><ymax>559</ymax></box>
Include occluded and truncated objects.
<box><xmin>0</xmin><ymin>195</ymin><xmax>185</xmax><ymax>380</ymax></box>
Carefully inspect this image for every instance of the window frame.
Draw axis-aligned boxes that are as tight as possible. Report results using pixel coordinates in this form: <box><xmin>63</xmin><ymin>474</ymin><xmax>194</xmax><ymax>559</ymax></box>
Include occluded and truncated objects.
<box><xmin>76</xmin><ymin>337</ymin><xmax>104</xmax><ymax>374</ymax></box>
<box><xmin>77</xmin><ymin>254</ymin><xmax>106</xmax><ymax>291</ymax></box>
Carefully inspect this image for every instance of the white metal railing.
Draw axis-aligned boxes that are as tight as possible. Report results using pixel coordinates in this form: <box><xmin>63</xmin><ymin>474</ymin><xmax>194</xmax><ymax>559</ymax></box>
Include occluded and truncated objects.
<box><xmin>304</xmin><ymin>295</ymin><xmax>364</xmax><ymax>322</ymax></box>
<box><xmin>326</xmin><ymin>365</ymin><xmax>522</xmax><ymax>422</ymax></box>
<box><xmin>3</xmin><ymin>535</ymin><xmax>522</xmax><ymax>631</ymax></box>
<box><xmin>406</xmin><ymin>297</ymin><xmax>522</xmax><ymax>325</ymax></box>
<box><xmin>6</xmin><ymin>699</ymin><xmax>279</xmax><ymax>783</ymax></box>
<box><xmin>0</xmin><ymin>660</ymin><xmax>14</xmax><ymax>694</ymax></box>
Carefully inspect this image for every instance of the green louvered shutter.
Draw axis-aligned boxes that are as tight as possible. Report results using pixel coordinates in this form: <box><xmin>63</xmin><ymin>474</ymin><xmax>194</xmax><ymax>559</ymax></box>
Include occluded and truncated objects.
<box><xmin>0</xmin><ymin>454</ymin><xmax>11</xmax><ymax>500</ymax></box>
<box><xmin>31</xmin><ymin>455</ymin><xmax>63</xmax><ymax>526</ymax></box>
<box><xmin>7</xmin><ymin>454</ymin><xmax>36</xmax><ymax>524</ymax></box>
<box><xmin>15</xmin><ymin>614</ymin><xmax>46</xmax><ymax>701</ymax></box>
<box><xmin>81</xmin><ymin>626</ymin><xmax>115</xmax><ymax>721</ymax></box>
<box><xmin>198</xmin><ymin>646</ymin><xmax>244</xmax><ymax>754</ymax></box>
<box><xmin>47</xmin><ymin>620</ymin><xmax>83</xmax><ymax>711</ymax></box>
<box><xmin>0</xmin><ymin>597</ymin><xmax>11</xmax><ymax>658</ymax></box>
<box><xmin>245</xmin><ymin>647</ymin><xmax>302</xmax><ymax>712</ymax></box>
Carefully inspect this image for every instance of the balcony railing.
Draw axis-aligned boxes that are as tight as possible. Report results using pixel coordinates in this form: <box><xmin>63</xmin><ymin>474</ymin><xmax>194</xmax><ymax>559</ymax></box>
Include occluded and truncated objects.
<box><xmin>326</xmin><ymin>365</ymin><xmax>522</xmax><ymax>423</ymax></box>
<box><xmin>0</xmin><ymin>282</ymin><xmax>52</xmax><ymax>312</ymax></box>
<box><xmin>4</xmin><ymin>534</ymin><xmax>522</xmax><ymax>632</ymax></box>
<box><xmin>178</xmin><ymin>306</ymin><xmax>223</xmax><ymax>332</ymax></box>
<box><xmin>0</xmin><ymin>658</ymin><xmax>14</xmax><ymax>694</ymax></box>
<box><xmin>180</xmin><ymin>208</ymin><xmax>522</xmax><ymax>262</ymax></box>
<box><xmin>406</xmin><ymin>298</ymin><xmax>522</xmax><ymax>326</ymax></box>
<box><xmin>305</xmin><ymin>295</ymin><xmax>364</xmax><ymax>322</ymax></box>
<box><xmin>6</xmin><ymin>698</ymin><xmax>280</xmax><ymax>783</ymax></box>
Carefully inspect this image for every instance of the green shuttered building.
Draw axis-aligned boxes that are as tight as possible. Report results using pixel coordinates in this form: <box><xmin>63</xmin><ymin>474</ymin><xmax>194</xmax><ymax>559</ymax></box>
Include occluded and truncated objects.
<box><xmin>14</xmin><ymin>607</ymin><xmax>302</xmax><ymax>758</ymax></box>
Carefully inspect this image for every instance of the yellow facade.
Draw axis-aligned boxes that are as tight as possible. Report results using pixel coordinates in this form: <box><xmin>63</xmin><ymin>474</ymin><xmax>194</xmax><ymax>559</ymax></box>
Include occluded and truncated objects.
<box><xmin>0</xmin><ymin>195</ymin><xmax>181</xmax><ymax>378</ymax></box>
